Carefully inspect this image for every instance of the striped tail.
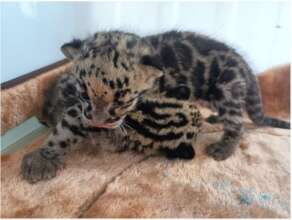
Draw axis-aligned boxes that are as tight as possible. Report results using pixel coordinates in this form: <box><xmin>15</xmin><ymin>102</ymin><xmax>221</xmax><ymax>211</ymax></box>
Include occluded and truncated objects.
<box><xmin>245</xmin><ymin>73</ymin><xmax>290</xmax><ymax>129</ymax></box>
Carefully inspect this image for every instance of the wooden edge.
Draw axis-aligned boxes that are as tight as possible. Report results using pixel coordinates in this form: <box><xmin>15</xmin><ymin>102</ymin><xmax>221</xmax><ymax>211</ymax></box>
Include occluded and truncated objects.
<box><xmin>1</xmin><ymin>59</ymin><xmax>70</xmax><ymax>90</ymax></box>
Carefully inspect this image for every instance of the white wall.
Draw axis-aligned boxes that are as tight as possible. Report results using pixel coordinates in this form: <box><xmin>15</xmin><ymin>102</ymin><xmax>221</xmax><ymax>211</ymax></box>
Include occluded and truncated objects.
<box><xmin>1</xmin><ymin>1</ymin><xmax>290</xmax><ymax>83</ymax></box>
<box><xmin>86</xmin><ymin>1</ymin><xmax>290</xmax><ymax>74</ymax></box>
<box><xmin>1</xmin><ymin>2</ymin><xmax>92</xmax><ymax>82</ymax></box>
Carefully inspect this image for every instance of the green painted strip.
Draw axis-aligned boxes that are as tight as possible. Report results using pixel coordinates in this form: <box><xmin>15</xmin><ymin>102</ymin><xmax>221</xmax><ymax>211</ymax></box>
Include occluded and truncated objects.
<box><xmin>1</xmin><ymin>117</ymin><xmax>49</xmax><ymax>155</ymax></box>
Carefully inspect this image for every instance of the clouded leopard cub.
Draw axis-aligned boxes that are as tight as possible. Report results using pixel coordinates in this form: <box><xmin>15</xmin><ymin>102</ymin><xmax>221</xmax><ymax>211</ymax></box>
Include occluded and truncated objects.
<box><xmin>59</xmin><ymin>30</ymin><xmax>289</xmax><ymax>161</ymax></box>
<box><xmin>21</xmin><ymin>49</ymin><xmax>202</xmax><ymax>184</ymax></box>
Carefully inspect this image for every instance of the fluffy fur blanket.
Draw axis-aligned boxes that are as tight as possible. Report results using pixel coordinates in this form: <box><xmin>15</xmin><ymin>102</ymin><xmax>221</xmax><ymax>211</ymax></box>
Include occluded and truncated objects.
<box><xmin>1</xmin><ymin>64</ymin><xmax>290</xmax><ymax>218</ymax></box>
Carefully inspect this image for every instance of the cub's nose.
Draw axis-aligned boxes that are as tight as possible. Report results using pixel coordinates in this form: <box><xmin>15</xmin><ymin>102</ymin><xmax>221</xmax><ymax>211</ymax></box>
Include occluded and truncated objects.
<box><xmin>94</xmin><ymin>97</ymin><xmax>110</xmax><ymax>113</ymax></box>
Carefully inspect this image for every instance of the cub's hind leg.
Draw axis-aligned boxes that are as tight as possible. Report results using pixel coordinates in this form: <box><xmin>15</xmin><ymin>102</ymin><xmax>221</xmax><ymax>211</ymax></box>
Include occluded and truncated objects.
<box><xmin>206</xmin><ymin>80</ymin><xmax>245</xmax><ymax>161</ymax></box>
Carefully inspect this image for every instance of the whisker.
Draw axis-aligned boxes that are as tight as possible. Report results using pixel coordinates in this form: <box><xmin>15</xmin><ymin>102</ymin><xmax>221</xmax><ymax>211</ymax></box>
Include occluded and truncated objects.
<box><xmin>123</xmin><ymin>122</ymin><xmax>133</xmax><ymax>131</ymax></box>
<box><xmin>119</xmin><ymin>124</ymin><xmax>128</xmax><ymax>136</ymax></box>
<box><xmin>136</xmin><ymin>98</ymin><xmax>144</xmax><ymax>105</ymax></box>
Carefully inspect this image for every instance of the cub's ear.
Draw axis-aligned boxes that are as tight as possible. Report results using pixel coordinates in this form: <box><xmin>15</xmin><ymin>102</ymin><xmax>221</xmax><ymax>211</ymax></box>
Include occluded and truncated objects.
<box><xmin>139</xmin><ymin>55</ymin><xmax>163</xmax><ymax>87</ymax></box>
<box><xmin>140</xmin><ymin>55</ymin><xmax>163</xmax><ymax>71</ymax></box>
<box><xmin>136</xmin><ymin>63</ymin><xmax>163</xmax><ymax>89</ymax></box>
<box><xmin>61</xmin><ymin>39</ymin><xmax>83</xmax><ymax>60</ymax></box>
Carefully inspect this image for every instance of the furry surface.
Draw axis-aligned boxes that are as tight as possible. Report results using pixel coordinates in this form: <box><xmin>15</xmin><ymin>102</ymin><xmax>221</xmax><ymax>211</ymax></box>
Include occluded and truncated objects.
<box><xmin>1</xmin><ymin>114</ymin><xmax>290</xmax><ymax>218</ymax></box>
<box><xmin>1</xmin><ymin>63</ymin><xmax>290</xmax><ymax>218</ymax></box>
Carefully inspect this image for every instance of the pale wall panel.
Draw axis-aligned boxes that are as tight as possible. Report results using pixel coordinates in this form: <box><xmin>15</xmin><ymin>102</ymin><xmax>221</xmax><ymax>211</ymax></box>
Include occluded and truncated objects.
<box><xmin>1</xmin><ymin>1</ymin><xmax>290</xmax><ymax>83</ymax></box>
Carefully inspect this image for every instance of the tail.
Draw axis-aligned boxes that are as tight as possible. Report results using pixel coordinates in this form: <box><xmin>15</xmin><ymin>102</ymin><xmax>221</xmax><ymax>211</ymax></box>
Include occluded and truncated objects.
<box><xmin>245</xmin><ymin>73</ymin><xmax>290</xmax><ymax>129</ymax></box>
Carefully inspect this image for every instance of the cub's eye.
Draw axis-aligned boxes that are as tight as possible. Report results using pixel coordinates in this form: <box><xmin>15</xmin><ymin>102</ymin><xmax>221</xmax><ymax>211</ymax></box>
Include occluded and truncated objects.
<box><xmin>108</xmin><ymin>99</ymin><xmax>136</xmax><ymax>116</ymax></box>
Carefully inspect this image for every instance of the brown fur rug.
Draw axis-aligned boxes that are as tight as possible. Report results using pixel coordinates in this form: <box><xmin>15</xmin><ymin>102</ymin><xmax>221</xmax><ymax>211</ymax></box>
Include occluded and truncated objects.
<box><xmin>1</xmin><ymin>63</ymin><xmax>290</xmax><ymax>218</ymax></box>
<box><xmin>258</xmin><ymin>64</ymin><xmax>290</xmax><ymax>118</ymax></box>
<box><xmin>1</xmin><ymin>62</ymin><xmax>72</xmax><ymax>135</ymax></box>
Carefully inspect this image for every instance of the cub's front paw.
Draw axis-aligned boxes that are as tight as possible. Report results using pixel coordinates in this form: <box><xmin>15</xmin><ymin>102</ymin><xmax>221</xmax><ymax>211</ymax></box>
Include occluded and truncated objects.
<box><xmin>21</xmin><ymin>150</ymin><xmax>63</xmax><ymax>184</ymax></box>
<box><xmin>206</xmin><ymin>141</ymin><xmax>235</xmax><ymax>161</ymax></box>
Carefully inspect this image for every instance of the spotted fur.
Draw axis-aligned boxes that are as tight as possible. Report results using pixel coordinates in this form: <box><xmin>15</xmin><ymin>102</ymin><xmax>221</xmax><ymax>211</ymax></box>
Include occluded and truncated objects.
<box><xmin>21</xmin><ymin>29</ymin><xmax>290</xmax><ymax>183</ymax></box>
<box><xmin>21</xmin><ymin>50</ymin><xmax>202</xmax><ymax>183</ymax></box>
<box><xmin>59</xmin><ymin>30</ymin><xmax>289</xmax><ymax>162</ymax></box>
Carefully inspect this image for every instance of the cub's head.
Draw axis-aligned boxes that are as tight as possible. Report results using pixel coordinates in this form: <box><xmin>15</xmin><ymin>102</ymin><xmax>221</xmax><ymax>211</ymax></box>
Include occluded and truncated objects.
<box><xmin>61</xmin><ymin>36</ymin><xmax>162</xmax><ymax>128</ymax></box>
